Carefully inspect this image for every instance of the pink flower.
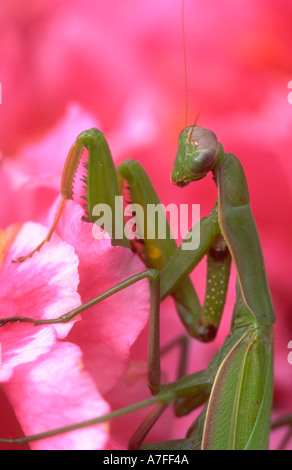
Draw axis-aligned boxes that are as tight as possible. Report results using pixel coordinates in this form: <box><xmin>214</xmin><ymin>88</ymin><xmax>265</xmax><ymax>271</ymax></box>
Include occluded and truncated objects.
<box><xmin>0</xmin><ymin>201</ymin><xmax>151</xmax><ymax>449</ymax></box>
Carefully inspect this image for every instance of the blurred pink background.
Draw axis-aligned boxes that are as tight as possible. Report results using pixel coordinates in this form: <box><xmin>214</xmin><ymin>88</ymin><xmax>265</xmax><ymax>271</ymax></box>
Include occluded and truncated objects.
<box><xmin>0</xmin><ymin>0</ymin><xmax>292</xmax><ymax>449</ymax></box>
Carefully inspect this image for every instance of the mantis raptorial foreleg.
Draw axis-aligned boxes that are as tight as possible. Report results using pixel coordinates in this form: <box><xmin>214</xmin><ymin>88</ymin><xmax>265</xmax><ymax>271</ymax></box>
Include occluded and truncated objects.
<box><xmin>118</xmin><ymin>160</ymin><xmax>231</xmax><ymax>341</ymax></box>
<box><xmin>12</xmin><ymin>129</ymin><xmax>130</xmax><ymax>264</ymax></box>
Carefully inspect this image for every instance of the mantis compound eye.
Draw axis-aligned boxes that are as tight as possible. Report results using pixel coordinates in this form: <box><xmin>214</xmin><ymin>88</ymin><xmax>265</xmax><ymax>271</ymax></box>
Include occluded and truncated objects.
<box><xmin>171</xmin><ymin>126</ymin><xmax>220</xmax><ymax>186</ymax></box>
<box><xmin>189</xmin><ymin>148</ymin><xmax>216</xmax><ymax>177</ymax></box>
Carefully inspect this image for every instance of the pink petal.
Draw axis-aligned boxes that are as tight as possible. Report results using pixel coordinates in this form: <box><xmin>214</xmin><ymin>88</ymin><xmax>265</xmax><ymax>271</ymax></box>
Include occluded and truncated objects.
<box><xmin>3</xmin><ymin>342</ymin><xmax>110</xmax><ymax>450</ymax></box>
<box><xmin>0</xmin><ymin>221</ymin><xmax>81</xmax><ymax>381</ymax></box>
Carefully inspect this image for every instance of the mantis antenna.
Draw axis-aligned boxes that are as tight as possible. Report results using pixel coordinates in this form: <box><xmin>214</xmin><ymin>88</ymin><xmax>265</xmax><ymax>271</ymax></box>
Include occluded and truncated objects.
<box><xmin>182</xmin><ymin>0</ymin><xmax>188</xmax><ymax>134</ymax></box>
<box><xmin>181</xmin><ymin>0</ymin><xmax>203</xmax><ymax>142</ymax></box>
<box><xmin>188</xmin><ymin>107</ymin><xmax>203</xmax><ymax>143</ymax></box>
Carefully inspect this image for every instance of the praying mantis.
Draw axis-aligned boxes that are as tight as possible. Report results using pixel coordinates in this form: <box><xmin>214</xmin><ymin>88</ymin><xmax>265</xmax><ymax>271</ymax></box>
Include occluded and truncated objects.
<box><xmin>0</xmin><ymin>123</ymin><xmax>275</xmax><ymax>450</ymax></box>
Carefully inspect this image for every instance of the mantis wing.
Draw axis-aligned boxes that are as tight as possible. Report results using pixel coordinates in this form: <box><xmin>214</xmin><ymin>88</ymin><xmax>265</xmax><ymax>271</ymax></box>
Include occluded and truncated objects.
<box><xmin>201</xmin><ymin>322</ymin><xmax>273</xmax><ymax>450</ymax></box>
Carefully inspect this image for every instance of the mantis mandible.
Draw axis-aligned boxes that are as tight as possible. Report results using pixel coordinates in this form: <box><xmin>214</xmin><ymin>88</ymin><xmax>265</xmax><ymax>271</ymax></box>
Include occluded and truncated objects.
<box><xmin>0</xmin><ymin>122</ymin><xmax>275</xmax><ymax>449</ymax></box>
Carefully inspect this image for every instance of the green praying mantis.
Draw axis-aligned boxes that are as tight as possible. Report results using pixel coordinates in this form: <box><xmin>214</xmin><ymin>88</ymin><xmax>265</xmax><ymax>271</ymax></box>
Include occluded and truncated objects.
<box><xmin>0</xmin><ymin>123</ymin><xmax>275</xmax><ymax>450</ymax></box>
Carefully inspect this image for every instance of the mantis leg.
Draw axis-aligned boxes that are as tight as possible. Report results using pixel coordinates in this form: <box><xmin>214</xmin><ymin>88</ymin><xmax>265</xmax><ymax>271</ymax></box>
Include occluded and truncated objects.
<box><xmin>128</xmin><ymin>334</ymin><xmax>190</xmax><ymax>450</ymax></box>
<box><xmin>165</xmin><ymin>230</ymin><xmax>232</xmax><ymax>341</ymax></box>
<box><xmin>140</xmin><ymin>406</ymin><xmax>207</xmax><ymax>450</ymax></box>
<box><xmin>128</xmin><ymin>370</ymin><xmax>209</xmax><ymax>450</ymax></box>
<box><xmin>118</xmin><ymin>160</ymin><xmax>231</xmax><ymax>341</ymax></box>
<box><xmin>160</xmin><ymin>334</ymin><xmax>190</xmax><ymax>380</ymax></box>
<box><xmin>12</xmin><ymin>198</ymin><xmax>68</xmax><ymax>263</ymax></box>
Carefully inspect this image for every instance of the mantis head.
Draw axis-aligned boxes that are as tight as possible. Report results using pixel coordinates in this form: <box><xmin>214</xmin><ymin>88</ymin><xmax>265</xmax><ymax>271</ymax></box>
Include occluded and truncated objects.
<box><xmin>171</xmin><ymin>126</ymin><xmax>220</xmax><ymax>187</ymax></box>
